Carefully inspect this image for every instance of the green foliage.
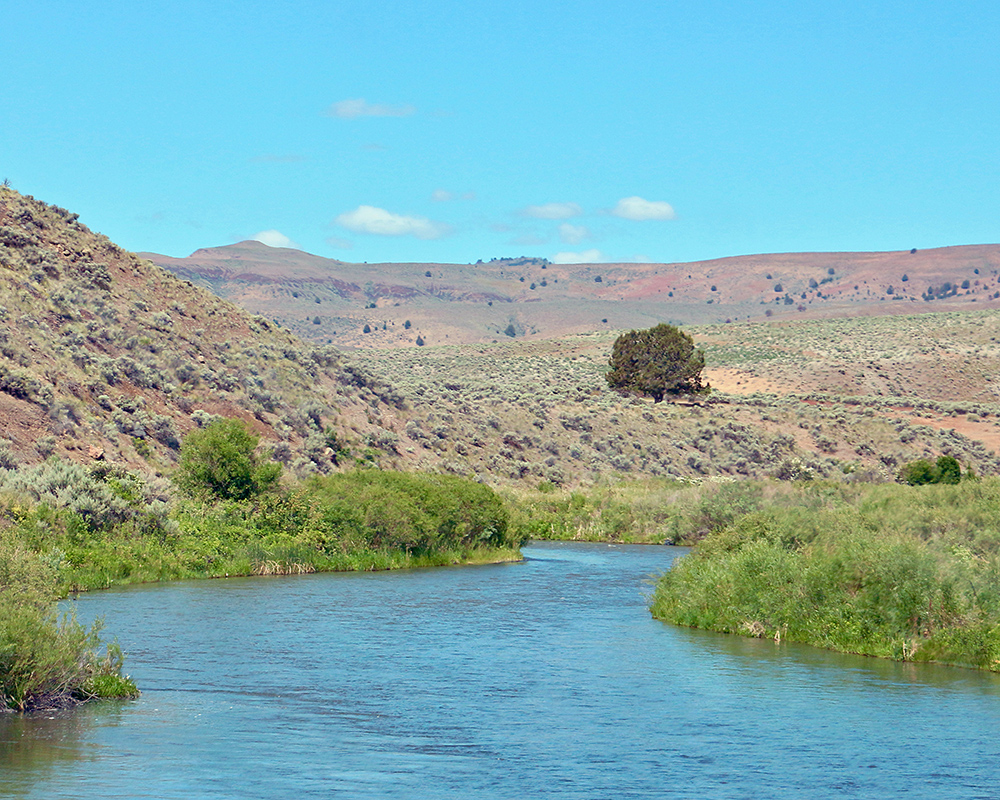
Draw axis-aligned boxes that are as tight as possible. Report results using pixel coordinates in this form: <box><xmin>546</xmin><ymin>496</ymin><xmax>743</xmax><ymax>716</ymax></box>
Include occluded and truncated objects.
<box><xmin>606</xmin><ymin>323</ymin><xmax>706</xmax><ymax>402</ymax></box>
<box><xmin>0</xmin><ymin>538</ymin><xmax>136</xmax><ymax>711</ymax></box>
<box><xmin>0</xmin><ymin>459</ymin><xmax>172</xmax><ymax>537</ymax></box>
<box><xmin>175</xmin><ymin>418</ymin><xmax>281</xmax><ymax>501</ymax></box>
<box><xmin>651</xmin><ymin>478</ymin><xmax>1000</xmax><ymax>670</ymax></box>
<box><xmin>899</xmin><ymin>455</ymin><xmax>962</xmax><ymax>485</ymax></box>
<box><xmin>305</xmin><ymin>471</ymin><xmax>513</xmax><ymax>553</ymax></box>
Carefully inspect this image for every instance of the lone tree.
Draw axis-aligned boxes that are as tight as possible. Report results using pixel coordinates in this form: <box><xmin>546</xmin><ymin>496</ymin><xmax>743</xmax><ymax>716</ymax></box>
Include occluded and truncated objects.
<box><xmin>606</xmin><ymin>323</ymin><xmax>706</xmax><ymax>402</ymax></box>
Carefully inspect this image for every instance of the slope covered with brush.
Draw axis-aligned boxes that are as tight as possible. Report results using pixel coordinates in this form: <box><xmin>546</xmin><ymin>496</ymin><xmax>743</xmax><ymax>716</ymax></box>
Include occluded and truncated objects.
<box><xmin>0</xmin><ymin>187</ymin><xmax>406</xmax><ymax>475</ymax></box>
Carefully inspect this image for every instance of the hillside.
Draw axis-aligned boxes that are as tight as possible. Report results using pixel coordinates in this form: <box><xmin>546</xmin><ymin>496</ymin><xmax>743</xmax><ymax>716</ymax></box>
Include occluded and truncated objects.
<box><xmin>0</xmin><ymin>187</ymin><xmax>408</xmax><ymax>474</ymax></box>
<box><xmin>4</xmin><ymin>186</ymin><xmax>1000</xmax><ymax>491</ymax></box>
<box><xmin>143</xmin><ymin>241</ymin><xmax>1000</xmax><ymax>349</ymax></box>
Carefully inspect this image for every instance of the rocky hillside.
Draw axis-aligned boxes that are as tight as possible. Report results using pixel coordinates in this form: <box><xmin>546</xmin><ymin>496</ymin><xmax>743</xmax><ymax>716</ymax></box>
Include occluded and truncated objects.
<box><xmin>0</xmin><ymin>187</ymin><xmax>409</xmax><ymax>474</ymax></box>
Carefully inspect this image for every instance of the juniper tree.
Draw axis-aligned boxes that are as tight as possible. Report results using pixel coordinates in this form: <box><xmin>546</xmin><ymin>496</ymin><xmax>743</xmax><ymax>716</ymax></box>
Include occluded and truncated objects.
<box><xmin>606</xmin><ymin>323</ymin><xmax>706</xmax><ymax>402</ymax></box>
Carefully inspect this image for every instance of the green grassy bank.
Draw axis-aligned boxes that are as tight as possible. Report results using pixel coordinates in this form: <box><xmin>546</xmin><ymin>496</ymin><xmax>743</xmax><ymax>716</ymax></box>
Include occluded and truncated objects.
<box><xmin>0</xmin><ymin>460</ymin><xmax>520</xmax><ymax>712</ymax></box>
<box><xmin>506</xmin><ymin>477</ymin><xmax>775</xmax><ymax>544</ymax></box>
<box><xmin>649</xmin><ymin>478</ymin><xmax>1000</xmax><ymax>670</ymax></box>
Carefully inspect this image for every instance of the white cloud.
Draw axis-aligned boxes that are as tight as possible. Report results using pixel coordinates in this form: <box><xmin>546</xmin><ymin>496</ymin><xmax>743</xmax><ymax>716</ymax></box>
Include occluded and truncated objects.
<box><xmin>553</xmin><ymin>248</ymin><xmax>604</xmax><ymax>264</ymax></box>
<box><xmin>252</xmin><ymin>229</ymin><xmax>298</xmax><ymax>248</ymax></box>
<box><xmin>523</xmin><ymin>202</ymin><xmax>583</xmax><ymax>220</ymax></box>
<box><xmin>335</xmin><ymin>205</ymin><xmax>451</xmax><ymax>239</ymax></box>
<box><xmin>325</xmin><ymin>99</ymin><xmax>416</xmax><ymax>119</ymax></box>
<box><xmin>558</xmin><ymin>223</ymin><xmax>590</xmax><ymax>245</ymax></box>
<box><xmin>611</xmin><ymin>196</ymin><xmax>676</xmax><ymax>221</ymax></box>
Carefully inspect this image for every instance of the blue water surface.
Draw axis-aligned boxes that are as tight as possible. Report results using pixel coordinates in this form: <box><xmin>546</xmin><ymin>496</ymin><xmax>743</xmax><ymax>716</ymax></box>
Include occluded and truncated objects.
<box><xmin>2</xmin><ymin>541</ymin><xmax>999</xmax><ymax>799</ymax></box>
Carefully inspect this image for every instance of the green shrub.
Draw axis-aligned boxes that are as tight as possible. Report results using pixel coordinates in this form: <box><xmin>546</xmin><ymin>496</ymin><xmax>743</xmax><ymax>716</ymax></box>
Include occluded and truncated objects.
<box><xmin>175</xmin><ymin>418</ymin><xmax>281</xmax><ymax>501</ymax></box>
<box><xmin>306</xmin><ymin>471</ymin><xmax>513</xmax><ymax>552</ymax></box>
<box><xmin>0</xmin><ymin>540</ymin><xmax>136</xmax><ymax>711</ymax></box>
<box><xmin>899</xmin><ymin>455</ymin><xmax>962</xmax><ymax>485</ymax></box>
<box><xmin>0</xmin><ymin>460</ymin><xmax>172</xmax><ymax>537</ymax></box>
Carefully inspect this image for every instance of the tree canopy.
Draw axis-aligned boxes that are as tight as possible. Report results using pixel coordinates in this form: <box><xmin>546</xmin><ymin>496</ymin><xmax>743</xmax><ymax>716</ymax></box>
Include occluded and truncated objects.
<box><xmin>175</xmin><ymin>418</ymin><xmax>281</xmax><ymax>501</ymax></box>
<box><xmin>605</xmin><ymin>323</ymin><xmax>706</xmax><ymax>402</ymax></box>
<box><xmin>899</xmin><ymin>455</ymin><xmax>962</xmax><ymax>486</ymax></box>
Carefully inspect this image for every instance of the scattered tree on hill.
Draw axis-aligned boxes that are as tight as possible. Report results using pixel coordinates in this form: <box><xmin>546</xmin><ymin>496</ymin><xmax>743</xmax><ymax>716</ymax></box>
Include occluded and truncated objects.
<box><xmin>504</xmin><ymin>324</ymin><xmax>516</xmax><ymax>338</ymax></box>
<box><xmin>899</xmin><ymin>455</ymin><xmax>962</xmax><ymax>486</ymax></box>
<box><xmin>175</xmin><ymin>418</ymin><xmax>281</xmax><ymax>501</ymax></box>
<box><xmin>605</xmin><ymin>323</ymin><xmax>707</xmax><ymax>402</ymax></box>
<box><xmin>415</xmin><ymin>335</ymin><xmax>425</xmax><ymax>346</ymax></box>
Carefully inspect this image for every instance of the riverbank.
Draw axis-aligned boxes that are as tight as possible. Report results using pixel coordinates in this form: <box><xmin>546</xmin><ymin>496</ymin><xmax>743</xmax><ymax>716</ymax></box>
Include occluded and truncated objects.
<box><xmin>649</xmin><ymin>477</ymin><xmax>1000</xmax><ymax>671</ymax></box>
<box><xmin>0</xmin><ymin>463</ymin><xmax>521</xmax><ymax>711</ymax></box>
<box><xmin>506</xmin><ymin>477</ymin><xmax>780</xmax><ymax>545</ymax></box>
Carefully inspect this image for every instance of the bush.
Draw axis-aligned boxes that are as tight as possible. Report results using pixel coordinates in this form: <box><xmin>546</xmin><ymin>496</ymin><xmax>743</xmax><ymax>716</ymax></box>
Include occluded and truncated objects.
<box><xmin>305</xmin><ymin>471</ymin><xmax>513</xmax><ymax>553</ymax></box>
<box><xmin>899</xmin><ymin>455</ymin><xmax>962</xmax><ymax>485</ymax></box>
<box><xmin>0</xmin><ymin>540</ymin><xmax>137</xmax><ymax>711</ymax></box>
<box><xmin>0</xmin><ymin>460</ymin><xmax>172</xmax><ymax>536</ymax></box>
<box><xmin>175</xmin><ymin>418</ymin><xmax>281</xmax><ymax>501</ymax></box>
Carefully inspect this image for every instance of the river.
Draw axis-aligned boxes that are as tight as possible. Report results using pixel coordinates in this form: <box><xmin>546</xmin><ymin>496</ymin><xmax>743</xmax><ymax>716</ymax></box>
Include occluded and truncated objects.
<box><xmin>2</xmin><ymin>542</ymin><xmax>1000</xmax><ymax>799</ymax></box>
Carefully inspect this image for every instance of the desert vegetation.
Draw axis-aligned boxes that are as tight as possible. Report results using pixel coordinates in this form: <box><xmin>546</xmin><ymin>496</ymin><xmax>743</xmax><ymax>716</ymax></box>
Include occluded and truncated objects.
<box><xmin>360</xmin><ymin>322</ymin><xmax>1000</xmax><ymax>488</ymax></box>
<box><xmin>0</xmin><ymin>186</ymin><xmax>409</xmax><ymax>478</ymax></box>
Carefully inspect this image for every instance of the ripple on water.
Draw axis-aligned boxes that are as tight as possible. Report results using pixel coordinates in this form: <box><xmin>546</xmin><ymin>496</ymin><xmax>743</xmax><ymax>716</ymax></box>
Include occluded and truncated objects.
<box><xmin>3</xmin><ymin>542</ymin><xmax>1000</xmax><ymax>799</ymax></box>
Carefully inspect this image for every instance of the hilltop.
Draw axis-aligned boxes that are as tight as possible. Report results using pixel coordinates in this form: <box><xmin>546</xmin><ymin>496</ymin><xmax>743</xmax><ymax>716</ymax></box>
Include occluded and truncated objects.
<box><xmin>143</xmin><ymin>241</ymin><xmax>1000</xmax><ymax>349</ymax></box>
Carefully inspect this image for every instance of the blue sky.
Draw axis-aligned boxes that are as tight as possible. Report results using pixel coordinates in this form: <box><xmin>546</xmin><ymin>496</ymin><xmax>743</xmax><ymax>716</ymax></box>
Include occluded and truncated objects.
<box><xmin>3</xmin><ymin>0</ymin><xmax>998</xmax><ymax>265</ymax></box>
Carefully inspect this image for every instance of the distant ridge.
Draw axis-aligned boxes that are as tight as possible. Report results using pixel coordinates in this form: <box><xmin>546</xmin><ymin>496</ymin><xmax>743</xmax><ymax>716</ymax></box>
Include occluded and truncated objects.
<box><xmin>142</xmin><ymin>242</ymin><xmax>1000</xmax><ymax>348</ymax></box>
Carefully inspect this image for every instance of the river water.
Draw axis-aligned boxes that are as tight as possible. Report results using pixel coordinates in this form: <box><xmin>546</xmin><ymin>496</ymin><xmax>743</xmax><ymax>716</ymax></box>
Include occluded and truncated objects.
<box><xmin>3</xmin><ymin>541</ymin><xmax>1000</xmax><ymax>799</ymax></box>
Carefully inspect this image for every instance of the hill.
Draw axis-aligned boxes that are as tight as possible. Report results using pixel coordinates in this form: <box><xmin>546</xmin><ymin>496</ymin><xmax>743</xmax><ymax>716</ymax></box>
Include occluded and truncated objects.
<box><xmin>0</xmin><ymin>187</ymin><xmax>409</xmax><ymax>474</ymax></box>
<box><xmin>4</xmin><ymin>186</ymin><xmax>1000</xmax><ymax>490</ymax></box>
<box><xmin>142</xmin><ymin>241</ymin><xmax>1000</xmax><ymax>349</ymax></box>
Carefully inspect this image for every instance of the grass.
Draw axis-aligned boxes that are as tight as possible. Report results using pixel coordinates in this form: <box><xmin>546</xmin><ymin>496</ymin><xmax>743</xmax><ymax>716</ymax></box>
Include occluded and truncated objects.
<box><xmin>0</xmin><ymin>459</ymin><xmax>523</xmax><ymax>711</ymax></box>
<box><xmin>649</xmin><ymin>476</ymin><xmax>1000</xmax><ymax>670</ymax></box>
